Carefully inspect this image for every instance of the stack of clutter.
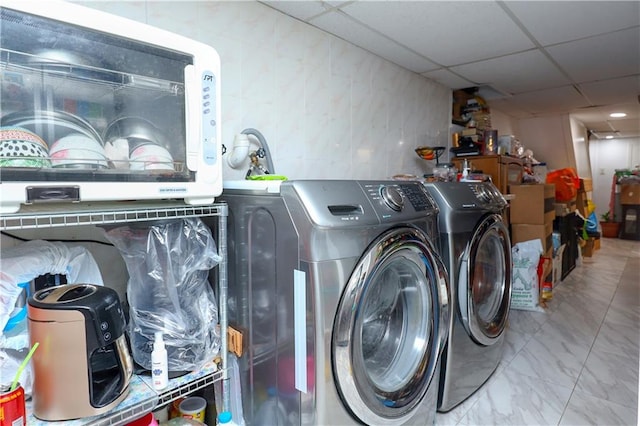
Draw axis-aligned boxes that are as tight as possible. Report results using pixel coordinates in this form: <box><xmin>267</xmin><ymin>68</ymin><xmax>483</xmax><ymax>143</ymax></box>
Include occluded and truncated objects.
<box><xmin>576</xmin><ymin>178</ymin><xmax>601</xmax><ymax>257</ymax></box>
<box><xmin>509</xmin><ymin>183</ymin><xmax>556</xmax><ymax>306</ymax></box>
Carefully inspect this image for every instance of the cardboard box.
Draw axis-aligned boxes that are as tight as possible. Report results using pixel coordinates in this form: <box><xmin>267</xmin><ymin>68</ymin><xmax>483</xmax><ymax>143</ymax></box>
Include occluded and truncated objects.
<box><xmin>554</xmin><ymin>199</ymin><xmax>578</xmax><ymax>217</ymax></box>
<box><xmin>453</xmin><ymin>89</ymin><xmax>475</xmax><ymax>103</ymax></box>
<box><xmin>552</xmin><ymin>244</ymin><xmax>566</xmax><ymax>286</ymax></box>
<box><xmin>582</xmin><ymin>237</ymin><xmax>596</xmax><ymax>257</ymax></box>
<box><xmin>576</xmin><ymin>189</ymin><xmax>590</xmax><ymax>217</ymax></box>
<box><xmin>510</xmin><ymin>184</ymin><xmax>556</xmax><ymax>224</ymax></box>
<box><xmin>542</xmin><ymin>247</ymin><xmax>553</xmax><ymax>279</ymax></box>
<box><xmin>452</xmin><ymin>102</ymin><xmax>463</xmax><ymax>121</ymax></box>
<box><xmin>580</xmin><ymin>178</ymin><xmax>593</xmax><ymax>193</ymax></box>
<box><xmin>620</xmin><ymin>184</ymin><xmax>640</xmax><ymax>205</ymax></box>
<box><xmin>511</xmin><ymin>222</ymin><xmax>554</xmax><ymax>253</ymax></box>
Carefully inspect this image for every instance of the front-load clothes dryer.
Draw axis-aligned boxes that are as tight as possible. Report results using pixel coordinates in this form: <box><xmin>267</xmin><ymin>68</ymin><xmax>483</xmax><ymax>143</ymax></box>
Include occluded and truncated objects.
<box><xmin>217</xmin><ymin>179</ymin><xmax>450</xmax><ymax>425</ymax></box>
<box><xmin>423</xmin><ymin>181</ymin><xmax>512</xmax><ymax>412</ymax></box>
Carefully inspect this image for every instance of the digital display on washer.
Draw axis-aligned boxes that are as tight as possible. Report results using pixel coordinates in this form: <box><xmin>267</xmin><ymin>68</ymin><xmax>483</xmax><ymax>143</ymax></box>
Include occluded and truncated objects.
<box><xmin>398</xmin><ymin>184</ymin><xmax>433</xmax><ymax>211</ymax></box>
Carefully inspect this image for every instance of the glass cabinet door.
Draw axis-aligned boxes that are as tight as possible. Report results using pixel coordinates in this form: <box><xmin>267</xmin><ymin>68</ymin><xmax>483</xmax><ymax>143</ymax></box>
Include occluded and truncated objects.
<box><xmin>1</xmin><ymin>7</ymin><xmax>194</xmax><ymax>182</ymax></box>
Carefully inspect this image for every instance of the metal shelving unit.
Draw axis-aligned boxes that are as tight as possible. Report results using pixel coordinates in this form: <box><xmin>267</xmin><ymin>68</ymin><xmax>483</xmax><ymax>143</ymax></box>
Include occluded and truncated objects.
<box><xmin>1</xmin><ymin>200</ymin><xmax>229</xmax><ymax>425</ymax></box>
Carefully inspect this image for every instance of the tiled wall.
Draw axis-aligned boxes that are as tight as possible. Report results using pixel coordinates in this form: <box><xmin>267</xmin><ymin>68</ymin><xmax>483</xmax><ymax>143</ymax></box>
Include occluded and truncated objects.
<box><xmin>77</xmin><ymin>0</ymin><xmax>451</xmax><ymax>181</ymax></box>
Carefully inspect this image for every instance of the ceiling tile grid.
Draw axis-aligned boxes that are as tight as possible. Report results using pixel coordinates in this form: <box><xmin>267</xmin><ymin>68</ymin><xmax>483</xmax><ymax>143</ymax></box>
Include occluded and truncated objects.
<box><xmin>450</xmin><ymin>50</ymin><xmax>573</xmax><ymax>93</ymax></box>
<box><xmin>261</xmin><ymin>0</ymin><xmax>640</xmax><ymax>138</ymax></box>
<box><xmin>545</xmin><ymin>27</ymin><xmax>640</xmax><ymax>83</ymax></box>
<box><xmin>503</xmin><ymin>1</ymin><xmax>640</xmax><ymax>46</ymax></box>
<box><xmin>310</xmin><ymin>9</ymin><xmax>440</xmax><ymax>73</ymax></box>
<box><xmin>339</xmin><ymin>1</ymin><xmax>535</xmax><ymax>66</ymax></box>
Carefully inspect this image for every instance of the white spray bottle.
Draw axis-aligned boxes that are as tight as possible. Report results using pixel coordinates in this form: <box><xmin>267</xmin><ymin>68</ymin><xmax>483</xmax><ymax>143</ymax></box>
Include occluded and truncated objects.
<box><xmin>151</xmin><ymin>331</ymin><xmax>168</xmax><ymax>390</ymax></box>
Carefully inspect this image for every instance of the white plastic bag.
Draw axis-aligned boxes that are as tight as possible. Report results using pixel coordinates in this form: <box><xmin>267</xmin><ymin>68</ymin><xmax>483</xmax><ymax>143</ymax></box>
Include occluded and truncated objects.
<box><xmin>511</xmin><ymin>239</ymin><xmax>544</xmax><ymax>312</ymax></box>
<box><xmin>0</xmin><ymin>240</ymin><xmax>104</xmax><ymax>334</ymax></box>
<box><xmin>1</xmin><ymin>346</ymin><xmax>35</xmax><ymax>396</ymax></box>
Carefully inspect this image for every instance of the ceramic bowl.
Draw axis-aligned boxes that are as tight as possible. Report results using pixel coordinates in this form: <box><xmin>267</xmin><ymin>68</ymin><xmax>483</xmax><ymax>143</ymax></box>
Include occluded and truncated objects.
<box><xmin>130</xmin><ymin>143</ymin><xmax>173</xmax><ymax>160</ymax></box>
<box><xmin>50</xmin><ymin>133</ymin><xmax>105</xmax><ymax>154</ymax></box>
<box><xmin>0</xmin><ymin>157</ymin><xmax>51</xmax><ymax>168</ymax></box>
<box><xmin>0</xmin><ymin>126</ymin><xmax>48</xmax><ymax>149</ymax></box>
<box><xmin>140</xmin><ymin>162</ymin><xmax>175</xmax><ymax>171</ymax></box>
<box><xmin>0</xmin><ymin>139</ymin><xmax>49</xmax><ymax>158</ymax></box>
<box><xmin>50</xmin><ymin>148</ymin><xmax>108</xmax><ymax>168</ymax></box>
<box><xmin>1</xmin><ymin>110</ymin><xmax>102</xmax><ymax>147</ymax></box>
<box><xmin>130</xmin><ymin>156</ymin><xmax>174</xmax><ymax>171</ymax></box>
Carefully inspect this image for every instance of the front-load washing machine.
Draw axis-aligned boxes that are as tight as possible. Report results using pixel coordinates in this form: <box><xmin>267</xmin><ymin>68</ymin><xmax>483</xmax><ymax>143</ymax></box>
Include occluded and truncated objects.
<box><xmin>217</xmin><ymin>179</ymin><xmax>450</xmax><ymax>425</ymax></box>
<box><xmin>423</xmin><ymin>181</ymin><xmax>512</xmax><ymax>412</ymax></box>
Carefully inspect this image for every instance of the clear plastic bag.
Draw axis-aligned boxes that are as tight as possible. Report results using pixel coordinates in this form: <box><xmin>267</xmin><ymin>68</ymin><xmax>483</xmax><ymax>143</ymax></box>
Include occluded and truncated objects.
<box><xmin>105</xmin><ymin>218</ymin><xmax>221</xmax><ymax>372</ymax></box>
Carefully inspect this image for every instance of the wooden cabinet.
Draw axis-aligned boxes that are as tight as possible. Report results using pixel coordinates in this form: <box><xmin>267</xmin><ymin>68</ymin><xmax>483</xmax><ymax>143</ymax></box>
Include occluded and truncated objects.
<box><xmin>451</xmin><ymin>155</ymin><xmax>523</xmax><ymax>194</ymax></box>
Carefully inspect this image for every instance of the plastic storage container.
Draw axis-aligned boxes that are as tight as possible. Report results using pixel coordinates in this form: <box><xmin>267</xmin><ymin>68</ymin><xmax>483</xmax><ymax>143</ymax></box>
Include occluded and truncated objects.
<box><xmin>178</xmin><ymin>396</ymin><xmax>206</xmax><ymax>423</ymax></box>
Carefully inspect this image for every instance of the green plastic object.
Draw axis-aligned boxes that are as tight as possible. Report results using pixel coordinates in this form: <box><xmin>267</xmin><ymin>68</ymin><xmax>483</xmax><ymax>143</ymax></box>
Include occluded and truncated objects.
<box><xmin>246</xmin><ymin>175</ymin><xmax>287</xmax><ymax>181</ymax></box>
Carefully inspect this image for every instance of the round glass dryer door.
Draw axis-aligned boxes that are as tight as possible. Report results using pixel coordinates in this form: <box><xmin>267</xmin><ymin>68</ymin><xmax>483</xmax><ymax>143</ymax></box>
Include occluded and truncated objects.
<box><xmin>332</xmin><ymin>227</ymin><xmax>449</xmax><ymax>426</ymax></box>
<box><xmin>459</xmin><ymin>214</ymin><xmax>512</xmax><ymax>346</ymax></box>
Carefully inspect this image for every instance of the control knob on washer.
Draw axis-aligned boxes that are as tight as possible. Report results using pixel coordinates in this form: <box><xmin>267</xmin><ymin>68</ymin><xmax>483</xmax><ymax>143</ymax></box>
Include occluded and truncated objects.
<box><xmin>380</xmin><ymin>185</ymin><xmax>404</xmax><ymax>211</ymax></box>
<box><xmin>475</xmin><ymin>185</ymin><xmax>492</xmax><ymax>203</ymax></box>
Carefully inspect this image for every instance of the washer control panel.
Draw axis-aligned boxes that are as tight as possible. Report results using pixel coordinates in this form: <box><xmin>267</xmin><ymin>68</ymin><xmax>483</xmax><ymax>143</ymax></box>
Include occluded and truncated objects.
<box><xmin>286</xmin><ymin>180</ymin><xmax>441</xmax><ymax>228</ymax></box>
<box><xmin>361</xmin><ymin>181</ymin><xmax>437</xmax><ymax>217</ymax></box>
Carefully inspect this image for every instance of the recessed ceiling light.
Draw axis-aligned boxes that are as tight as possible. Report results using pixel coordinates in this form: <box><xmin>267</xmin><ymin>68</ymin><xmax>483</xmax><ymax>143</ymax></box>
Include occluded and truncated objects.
<box><xmin>605</xmin><ymin>135</ymin><xmax>614</xmax><ymax>139</ymax></box>
<box><xmin>610</xmin><ymin>112</ymin><xmax>627</xmax><ymax>118</ymax></box>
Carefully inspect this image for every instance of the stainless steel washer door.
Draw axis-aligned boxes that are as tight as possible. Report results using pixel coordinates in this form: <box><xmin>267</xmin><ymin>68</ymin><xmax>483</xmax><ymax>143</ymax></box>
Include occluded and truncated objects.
<box><xmin>459</xmin><ymin>214</ymin><xmax>512</xmax><ymax>346</ymax></box>
<box><xmin>332</xmin><ymin>227</ymin><xmax>449</xmax><ymax>426</ymax></box>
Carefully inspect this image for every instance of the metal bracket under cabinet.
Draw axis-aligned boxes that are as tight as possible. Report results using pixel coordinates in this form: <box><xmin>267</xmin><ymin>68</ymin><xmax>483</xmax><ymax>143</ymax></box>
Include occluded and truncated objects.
<box><xmin>2</xmin><ymin>201</ymin><xmax>229</xmax><ymax>425</ymax></box>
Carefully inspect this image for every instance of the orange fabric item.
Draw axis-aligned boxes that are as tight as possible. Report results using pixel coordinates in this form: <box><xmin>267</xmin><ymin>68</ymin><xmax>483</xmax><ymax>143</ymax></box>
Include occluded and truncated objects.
<box><xmin>546</xmin><ymin>168</ymin><xmax>579</xmax><ymax>201</ymax></box>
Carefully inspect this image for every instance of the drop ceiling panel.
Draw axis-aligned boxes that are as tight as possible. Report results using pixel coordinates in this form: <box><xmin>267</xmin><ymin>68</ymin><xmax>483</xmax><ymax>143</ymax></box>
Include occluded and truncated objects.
<box><xmin>264</xmin><ymin>1</ymin><xmax>327</xmax><ymax>21</ymax></box>
<box><xmin>571</xmin><ymin>106</ymin><xmax>611</xmax><ymax>124</ymax></box>
<box><xmin>613</xmin><ymin>118</ymin><xmax>640</xmax><ymax>132</ymax></box>
<box><xmin>451</xmin><ymin>50</ymin><xmax>572</xmax><ymax>93</ymax></box>
<box><xmin>572</xmin><ymin>101</ymin><xmax>640</xmax><ymax>130</ymax></box>
<box><xmin>421</xmin><ymin>69</ymin><xmax>474</xmax><ymax>89</ymax></box>
<box><xmin>485</xmin><ymin>99</ymin><xmax>532</xmax><ymax>119</ymax></box>
<box><xmin>310</xmin><ymin>10</ymin><xmax>439</xmax><ymax>73</ymax></box>
<box><xmin>507</xmin><ymin>86</ymin><xmax>590</xmax><ymax>114</ymax></box>
<box><xmin>339</xmin><ymin>1</ymin><xmax>535</xmax><ymax>66</ymax></box>
<box><xmin>547</xmin><ymin>27</ymin><xmax>640</xmax><ymax>83</ymax></box>
<box><xmin>503</xmin><ymin>1</ymin><xmax>640</xmax><ymax>46</ymax></box>
<box><xmin>579</xmin><ymin>76</ymin><xmax>640</xmax><ymax>106</ymax></box>
<box><xmin>582</xmin><ymin>120</ymin><xmax>611</xmax><ymax>131</ymax></box>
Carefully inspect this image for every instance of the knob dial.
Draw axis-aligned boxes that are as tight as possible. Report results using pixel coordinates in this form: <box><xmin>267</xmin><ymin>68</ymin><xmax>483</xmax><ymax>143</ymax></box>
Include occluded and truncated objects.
<box><xmin>380</xmin><ymin>186</ymin><xmax>404</xmax><ymax>211</ymax></box>
<box><xmin>475</xmin><ymin>185</ymin><xmax>492</xmax><ymax>203</ymax></box>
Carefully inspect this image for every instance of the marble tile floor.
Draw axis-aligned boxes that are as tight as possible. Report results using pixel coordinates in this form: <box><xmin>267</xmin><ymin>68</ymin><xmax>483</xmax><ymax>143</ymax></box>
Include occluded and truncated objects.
<box><xmin>436</xmin><ymin>237</ymin><xmax>640</xmax><ymax>426</ymax></box>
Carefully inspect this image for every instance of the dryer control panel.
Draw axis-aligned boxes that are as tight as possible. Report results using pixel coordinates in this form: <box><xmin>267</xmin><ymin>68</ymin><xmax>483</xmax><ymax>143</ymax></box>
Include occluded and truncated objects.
<box><xmin>361</xmin><ymin>181</ymin><xmax>438</xmax><ymax>222</ymax></box>
<box><xmin>470</xmin><ymin>183</ymin><xmax>507</xmax><ymax>210</ymax></box>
